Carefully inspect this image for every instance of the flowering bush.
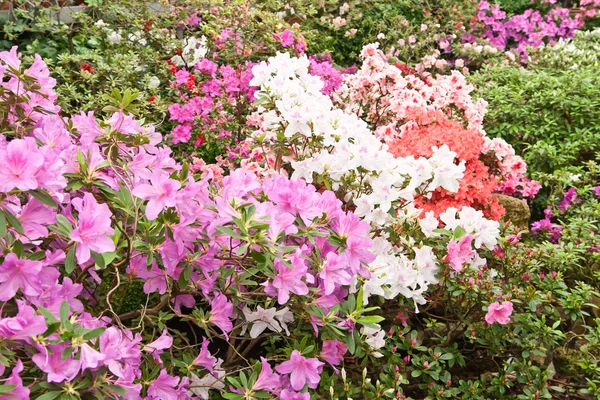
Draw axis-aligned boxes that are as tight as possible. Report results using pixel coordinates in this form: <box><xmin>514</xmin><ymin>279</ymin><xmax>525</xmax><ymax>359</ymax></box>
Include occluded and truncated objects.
<box><xmin>0</xmin><ymin>46</ymin><xmax>394</xmax><ymax>399</ymax></box>
<box><xmin>332</xmin><ymin>44</ymin><xmax>539</xmax><ymax>217</ymax></box>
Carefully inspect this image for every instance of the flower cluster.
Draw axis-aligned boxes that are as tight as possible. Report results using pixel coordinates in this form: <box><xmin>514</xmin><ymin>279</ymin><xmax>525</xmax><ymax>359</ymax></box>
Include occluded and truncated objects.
<box><xmin>469</xmin><ymin>0</ymin><xmax>592</xmax><ymax>61</ymax></box>
<box><xmin>333</xmin><ymin>44</ymin><xmax>538</xmax><ymax>215</ymax></box>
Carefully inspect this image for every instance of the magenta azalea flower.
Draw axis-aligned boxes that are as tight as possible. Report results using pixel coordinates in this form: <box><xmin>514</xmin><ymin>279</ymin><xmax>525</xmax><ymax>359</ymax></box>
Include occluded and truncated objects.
<box><xmin>446</xmin><ymin>234</ymin><xmax>475</xmax><ymax>272</ymax></box>
<box><xmin>272</xmin><ymin>250</ymin><xmax>310</xmax><ymax>304</ymax></box>
<box><xmin>0</xmin><ymin>253</ymin><xmax>43</xmax><ymax>301</ymax></box>
<box><xmin>318</xmin><ymin>252</ymin><xmax>352</xmax><ymax>295</ymax></box>
<box><xmin>147</xmin><ymin>369</ymin><xmax>181</xmax><ymax>400</ymax></box>
<box><xmin>0</xmin><ymin>138</ymin><xmax>43</xmax><ymax>192</ymax></box>
<box><xmin>209</xmin><ymin>293</ymin><xmax>233</xmax><ymax>335</ymax></box>
<box><xmin>70</xmin><ymin>193</ymin><xmax>115</xmax><ymax>265</ymax></box>
<box><xmin>32</xmin><ymin>343</ymin><xmax>80</xmax><ymax>383</ymax></box>
<box><xmin>485</xmin><ymin>301</ymin><xmax>513</xmax><ymax>325</ymax></box>
<box><xmin>280</xmin><ymin>389</ymin><xmax>310</xmax><ymax>400</ymax></box>
<box><xmin>0</xmin><ymin>300</ymin><xmax>46</xmax><ymax>340</ymax></box>
<box><xmin>253</xmin><ymin>357</ymin><xmax>281</xmax><ymax>392</ymax></box>
<box><xmin>193</xmin><ymin>338</ymin><xmax>216</xmax><ymax>372</ymax></box>
<box><xmin>131</xmin><ymin>172</ymin><xmax>181</xmax><ymax>220</ymax></box>
<box><xmin>320</xmin><ymin>339</ymin><xmax>347</xmax><ymax>366</ymax></box>
<box><xmin>275</xmin><ymin>350</ymin><xmax>324</xmax><ymax>390</ymax></box>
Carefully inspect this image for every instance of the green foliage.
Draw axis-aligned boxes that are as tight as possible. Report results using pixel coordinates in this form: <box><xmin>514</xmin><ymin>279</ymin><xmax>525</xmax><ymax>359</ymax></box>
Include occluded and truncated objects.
<box><xmin>471</xmin><ymin>62</ymin><xmax>600</xmax><ymax>177</ymax></box>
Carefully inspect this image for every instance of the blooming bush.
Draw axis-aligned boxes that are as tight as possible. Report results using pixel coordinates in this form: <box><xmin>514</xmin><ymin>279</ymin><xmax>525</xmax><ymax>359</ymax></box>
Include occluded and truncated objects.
<box><xmin>332</xmin><ymin>44</ymin><xmax>539</xmax><ymax>217</ymax></box>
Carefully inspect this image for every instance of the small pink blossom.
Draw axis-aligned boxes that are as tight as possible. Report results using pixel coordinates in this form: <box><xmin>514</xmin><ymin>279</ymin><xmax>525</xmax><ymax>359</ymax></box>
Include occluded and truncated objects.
<box><xmin>275</xmin><ymin>350</ymin><xmax>324</xmax><ymax>390</ymax></box>
<box><xmin>485</xmin><ymin>301</ymin><xmax>513</xmax><ymax>324</ymax></box>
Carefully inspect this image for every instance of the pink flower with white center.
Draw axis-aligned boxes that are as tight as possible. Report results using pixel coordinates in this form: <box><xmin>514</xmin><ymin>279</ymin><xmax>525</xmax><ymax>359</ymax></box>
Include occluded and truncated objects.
<box><xmin>275</xmin><ymin>350</ymin><xmax>325</xmax><ymax>390</ymax></box>
<box><xmin>70</xmin><ymin>193</ymin><xmax>115</xmax><ymax>265</ymax></box>
<box><xmin>0</xmin><ymin>253</ymin><xmax>43</xmax><ymax>301</ymax></box>
<box><xmin>131</xmin><ymin>172</ymin><xmax>181</xmax><ymax>220</ymax></box>
<box><xmin>0</xmin><ymin>138</ymin><xmax>43</xmax><ymax>192</ymax></box>
<box><xmin>485</xmin><ymin>301</ymin><xmax>513</xmax><ymax>325</ymax></box>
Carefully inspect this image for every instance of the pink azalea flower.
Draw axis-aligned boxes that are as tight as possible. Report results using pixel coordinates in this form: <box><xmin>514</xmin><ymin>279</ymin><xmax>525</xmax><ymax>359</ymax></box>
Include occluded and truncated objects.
<box><xmin>0</xmin><ymin>46</ymin><xmax>22</xmax><ymax>70</ymax></box>
<box><xmin>78</xmin><ymin>342</ymin><xmax>106</xmax><ymax>372</ymax></box>
<box><xmin>143</xmin><ymin>329</ymin><xmax>173</xmax><ymax>364</ymax></box>
<box><xmin>0</xmin><ymin>360</ymin><xmax>29</xmax><ymax>400</ymax></box>
<box><xmin>273</xmin><ymin>30</ymin><xmax>295</xmax><ymax>47</ymax></box>
<box><xmin>275</xmin><ymin>350</ymin><xmax>324</xmax><ymax>390</ymax></box>
<box><xmin>0</xmin><ymin>138</ymin><xmax>43</xmax><ymax>192</ymax></box>
<box><xmin>32</xmin><ymin>343</ymin><xmax>80</xmax><ymax>382</ymax></box>
<box><xmin>272</xmin><ymin>250</ymin><xmax>310</xmax><ymax>304</ymax></box>
<box><xmin>485</xmin><ymin>301</ymin><xmax>513</xmax><ymax>325</ymax></box>
<box><xmin>0</xmin><ymin>253</ymin><xmax>43</xmax><ymax>301</ymax></box>
<box><xmin>446</xmin><ymin>234</ymin><xmax>475</xmax><ymax>272</ymax></box>
<box><xmin>193</xmin><ymin>338</ymin><xmax>216</xmax><ymax>372</ymax></box>
<box><xmin>320</xmin><ymin>339</ymin><xmax>347</xmax><ymax>366</ymax></box>
<box><xmin>209</xmin><ymin>293</ymin><xmax>233</xmax><ymax>335</ymax></box>
<box><xmin>319</xmin><ymin>252</ymin><xmax>352</xmax><ymax>295</ymax></box>
<box><xmin>253</xmin><ymin>357</ymin><xmax>281</xmax><ymax>392</ymax></box>
<box><xmin>0</xmin><ymin>300</ymin><xmax>46</xmax><ymax>340</ymax></box>
<box><xmin>18</xmin><ymin>197</ymin><xmax>56</xmax><ymax>242</ymax></box>
<box><xmin>131</xmin><ymin>172</ymin><xmax>181</xmax><ymax>220</ymax></box>
<box><xmin>280</xmin><ymin>389</ymin><xmax>310</xmax><ymax>400</ymax></box>
<box><xmin>147</xmin><ymin>369</ymin><xmax>181</xmax><ymax>400</ymax></box>
<box><xmin>70</xmin><ymin>193</ymin><xmax>115</xmax><ymax>265</ymax></box>
<box><xmin>99</xmin><ymin>327</ymin><xmax>142</xmax><ymax>377</ymax></box>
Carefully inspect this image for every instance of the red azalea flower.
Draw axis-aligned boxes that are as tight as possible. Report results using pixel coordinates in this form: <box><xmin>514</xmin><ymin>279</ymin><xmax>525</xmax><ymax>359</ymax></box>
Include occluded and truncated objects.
<box><xmin>195</xmin><ymin>134</ymin><xmax>206</xmax><ymax>147</ymax></box>
<box><xmin>80</xmin><ymin>62</ymin><xmax>95</xmax><ymax>73</ymax></box>
<box><xmin>149</xmin><ymin>96</ymin><xmax>156</xmax><ymax>103</ymax></box>
<box><xmin>145</xmin><ymin>21</ymin><xmax>153</xmax><ymax>31</ymax></box>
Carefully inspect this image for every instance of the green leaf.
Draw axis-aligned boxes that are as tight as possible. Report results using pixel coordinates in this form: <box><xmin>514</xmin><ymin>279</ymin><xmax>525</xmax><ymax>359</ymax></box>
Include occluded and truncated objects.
<box><xmin>104</xmin><ymin>384</ymin><xmax>127</xmax><ymax>394</ymax></box>
<box><xmin>35</xmin><ymin>392</ymin><xmax>62</xmax><ymax>400</ymax></box>
<box><xmin>65</xmin><ymin>246</ymin><xmax>76</xmax><ymax>274</ymax></box>
<box><xmin>61</xmin><ymin>346</ymin><xmax>73</xmax><ymax>360</ymax></box>
<box><xmin>216</xmin><ymin>226</ymin><xmax>246</xmax><ymax>240</ymax></box>
<box><xmin>3</xmin><ymin>208</ymin><xmax>24</xmax><ymax>235</ymax></box>
<box><xmin>0</xmin><ymin>212</ymin><xmax>6</xmax><ymax>238</ymax></box>
<box><xmin>30</xmin><ymin>190</ymin><xmax>58</xmax><ymax>209</ymax></box>
<box><xmin>59</xmin><ymin>301</ymin><xmax>70</xmax><ymax>325</ymax></box>
<box><xmin>357</xmin><ymin>315</ymin><xmax>385</xmax><ymax>325</ymax></box>
<box><xmin>356</xmin><ymin>287</ymin><xmax>364</xmax><ymax>312</ymax></box>
<box><xmin>55</xmin><ymin>215</ymin><xmax>73</xmax><ymax>235</ymax></box>
<box><xmin>38</xmin><ymin>306</ymin><xmax>58</xmax><ymax>323</ymax></box>
<box><xmin>83</xmin><ymin>327</ymin><xmax>106</xmax><ymax>341</ymax></box>
<box><xmin>453</xmin><ymin>226</ymin><xmax>467</xmax><ymax>240</ymax></box>
<box><xmin>91</xmin><ymin>251</ymin><xmax>105</xmax><ymax>268</ymax></box>
<box><xmin>0</xmin><ymin>385</ymin><xmax>16</xmax><ymax>394</ymax></box>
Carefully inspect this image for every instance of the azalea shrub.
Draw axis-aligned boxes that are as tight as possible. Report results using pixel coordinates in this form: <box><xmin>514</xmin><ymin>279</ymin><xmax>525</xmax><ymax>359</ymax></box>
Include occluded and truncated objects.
<box><xmin>2</xmin><ymin>0</ymin><xmax>600</xmax><ymax>398</ymax></box>
<box><xmin>331</xmin><ymin>44</ymin><xmax>539</xmax><ymax>218</ymax></box>
<box><xmin>0</xmin><ymin>37</ymin><xmax>555</xmax><ymax>399</ymax></box>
